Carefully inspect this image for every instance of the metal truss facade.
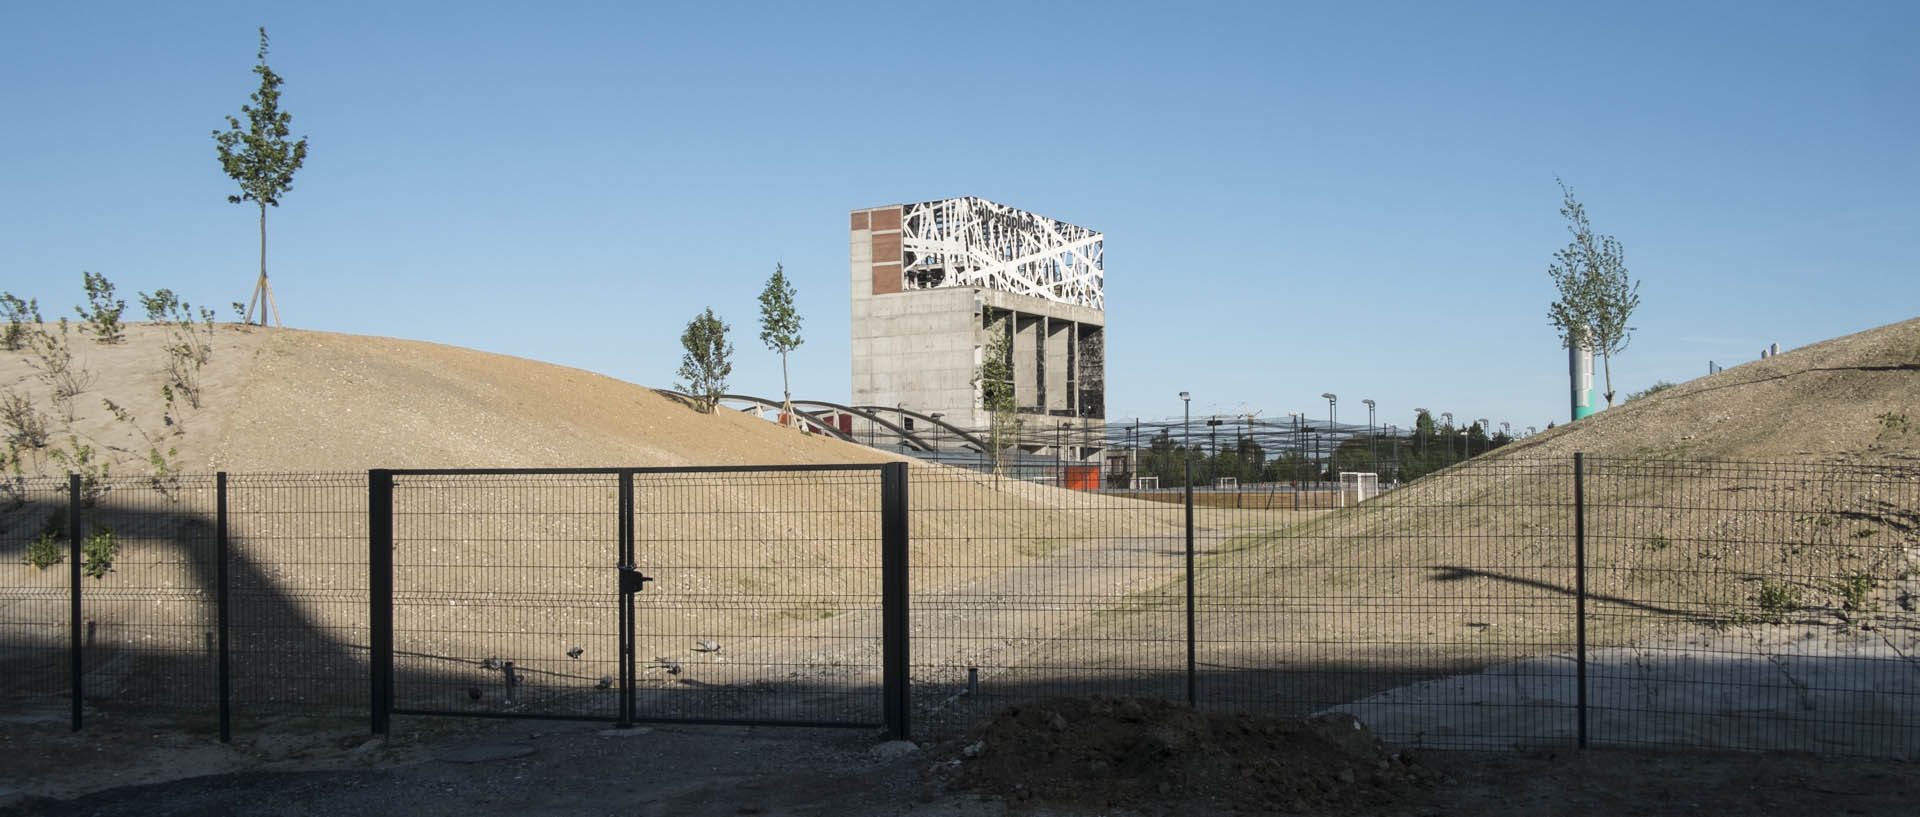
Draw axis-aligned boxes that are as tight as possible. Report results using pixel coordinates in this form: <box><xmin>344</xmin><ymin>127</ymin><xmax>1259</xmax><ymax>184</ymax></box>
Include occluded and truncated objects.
<box><xmin>899</xmin><ymin>197</ymin><xmax>1104</xmax><ymax>310</ymax></box>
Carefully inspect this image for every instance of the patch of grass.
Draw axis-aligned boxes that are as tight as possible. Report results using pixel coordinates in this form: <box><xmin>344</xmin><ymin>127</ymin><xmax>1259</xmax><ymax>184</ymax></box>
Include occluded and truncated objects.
<box><xmin>1877</xmin><ymin>412</ymin><xmax>1912</xmax><ymax>435</ymax></box>
<box><xmin>1833</xmin><ymin>573</ymin><xmax>1877</xmax><ymax>612</ymax></box>
<box><xmin>1017</xmin><ymin>537</ymin><xmax>1065</xmax><ymax>559</ymax></box>
<box><xmin>1645</xmin><ymin>534</ymin><xmax>1671</xmax><ymax>552</ymax></box>
<box><xmin>779</xmin><ymin>605</ymin><xmax>838</xmax><ymax>622</ymax></box>
<box><xmin>1852</xmin><ymin>528</ymin><xmax>1877</xmax><ymax>539</ymax></box>
<box><xmin>1756</xmin><ymin>580</ymin><xmax>1802</xmax><ymax>623</ymax></box>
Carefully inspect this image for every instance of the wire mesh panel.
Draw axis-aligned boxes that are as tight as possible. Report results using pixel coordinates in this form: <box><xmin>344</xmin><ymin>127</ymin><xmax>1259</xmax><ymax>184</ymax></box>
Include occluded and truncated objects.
<box><xmin>74</xmin><ymin>474</ymin><xmax>221</xmax><ymax>721</ymax></box>
<box><xmin>0</xmin><ymin>476</ymin><xmax>74</xmax><ymax>717</ymax></box>
<box><xmin>1200</xmin><ymin>458</ymin><xmax>1579</xmax><ymax>748</ymax></box>
<box><xmin>227</xmin><ymin>473</ymin><xmax>367</xmax><ymax>718</ymax></box>
<box><xmin>1584</xmin><ymin>458</ymin><xmax>1920</xmax><ymax>757</ymax></box>
<box><xmin>909</xmin><ymin>463</ymin><xmax>1189</xmax><ymax>732</ymax></box>
<box><xmin>390</xmin><ymin>473</ymin><xmax>619</xmax><ymax>721</ymax></box>
<box><xmin>630</xmin><ymin>466</ymin><xmax>886</xmax><ymax>727</ymax></box>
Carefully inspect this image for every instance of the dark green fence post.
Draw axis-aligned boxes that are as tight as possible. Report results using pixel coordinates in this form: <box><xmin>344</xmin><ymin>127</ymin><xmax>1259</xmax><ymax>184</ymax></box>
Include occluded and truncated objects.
<box><xmin>68</xmin><ymin>473</ymin><xmax>81</xmax><ymax>732</ymax></box>
<box><xmin>1574</xmin><ymin>453</ymin><xmax>1589</xmax><ymax>750</ymax></box>
<box><xmin>881</xmin><ymin>461</ymin><xmax>910</xmax><ymax>740</ymax></box>
<box><xmin>369</xmin><ymin>470</ymin><xmax>394</xmax><ymax>736</ymax></box>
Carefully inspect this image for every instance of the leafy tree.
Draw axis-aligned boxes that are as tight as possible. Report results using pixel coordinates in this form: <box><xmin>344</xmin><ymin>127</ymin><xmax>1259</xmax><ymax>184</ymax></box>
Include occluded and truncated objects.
<box><xmin>1547</xmin><ymin>178</ymin><xmax>1640</xmax><ymax>407</ymax></box>
<box><xmin>976</xmin><ymin>317</ymin><xmax>1017</xmax><ymax>474</ymax></box>
<box><xmin>756</xmin><ymin>263</ymin><xmax>804</xmax><ymax>423</ymax></box>
<box><xmin>675</xmin><ymin>308</ymin><xmax>733</xmax><ymax>413</ymax></box>
<box><xmin>213</xmin><ymin>27</ymin><xmax>309</xmax><ymax>328</ymax></box>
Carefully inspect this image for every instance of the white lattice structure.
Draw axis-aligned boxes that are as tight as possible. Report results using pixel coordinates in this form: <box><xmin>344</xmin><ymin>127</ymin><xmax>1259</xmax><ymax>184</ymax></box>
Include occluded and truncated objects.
<box><xmin>899</xmin><ymin>197</ymin><xmax>1104</xmax><ymax>310</ymax></box>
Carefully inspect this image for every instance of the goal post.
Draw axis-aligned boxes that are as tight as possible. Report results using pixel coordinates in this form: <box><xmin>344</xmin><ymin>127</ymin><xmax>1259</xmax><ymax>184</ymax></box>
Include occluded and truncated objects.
<box><xmin>1337</xmin><ymin>472</ymin><xmax>1378</xmax><ymax>507</ymax></box>
<box><xmin>1213</xmin><ymin>477</ymin><xmax>1238</xmax><ymax>491</ymax></box>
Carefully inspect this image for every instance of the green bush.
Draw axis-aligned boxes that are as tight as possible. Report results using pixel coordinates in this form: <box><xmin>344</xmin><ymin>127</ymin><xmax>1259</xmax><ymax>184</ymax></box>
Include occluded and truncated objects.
<box><xmin>1834</xmin><ymin>573</ymin><xmax>1876</xmax><ymax>612</ymax></box>
<box><xmin>75</xmin><ymin>272</ymin><xmax>125</xmax><ymax>344</ymax></box>
<box><xmin>81</xmin><ymin>525</ymin><xmax>117</xmax><ymax>579</ymax></box>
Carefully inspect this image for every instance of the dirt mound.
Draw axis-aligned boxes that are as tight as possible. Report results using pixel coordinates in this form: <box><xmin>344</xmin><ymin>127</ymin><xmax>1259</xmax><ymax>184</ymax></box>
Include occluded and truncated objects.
<box><xmin>1502</xmin><ymin>316</ymin><xmax>1920</xmax><ymax>463</ymax></box>
<box><xmin>932</xmin><ymin>697</ymin><xmax>1441</xmax><ymax>814</ymax></box>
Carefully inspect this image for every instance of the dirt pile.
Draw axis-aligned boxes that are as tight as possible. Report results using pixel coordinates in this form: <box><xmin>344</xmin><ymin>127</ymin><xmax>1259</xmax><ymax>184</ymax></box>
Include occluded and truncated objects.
<box><xmin>932</xmin><ymin>697</ymin><xmax>1441</xmax><ymax>814</ymax></box>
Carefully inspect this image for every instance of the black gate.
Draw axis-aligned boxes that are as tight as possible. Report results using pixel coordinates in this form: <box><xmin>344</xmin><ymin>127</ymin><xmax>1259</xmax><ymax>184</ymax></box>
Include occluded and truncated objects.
<box><xmin>368</xmin><ymin>464</ymin><xmax>907</xmax><ymax>736</ymax></box>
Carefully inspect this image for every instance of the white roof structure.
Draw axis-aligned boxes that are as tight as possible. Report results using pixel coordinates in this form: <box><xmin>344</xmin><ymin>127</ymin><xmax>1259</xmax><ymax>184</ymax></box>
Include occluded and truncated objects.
<box><xmin>898</xmin><ymin>197</ymin><xmax>1104</xmax><ymax>310</ymax></box>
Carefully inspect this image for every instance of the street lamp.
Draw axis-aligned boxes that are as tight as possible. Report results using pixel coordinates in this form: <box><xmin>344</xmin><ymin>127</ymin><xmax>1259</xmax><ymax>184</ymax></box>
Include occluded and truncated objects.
<box><xmin>1205</xmin><ymin>416</ymin><xmax>1224</xmax><ymax>486</ymax></box>
<box><xmin>1179</xmin><ymin>393</ymin><xmax>1192</xmax><ymax>487</ymax></box>
<box><xmin>1320</xmin><ymin>394</ymin><xmax>1336</xmax><ymax>483</ymax></box>
<box><xmin>1361</xmin><ymin>398</ymin><xmax>1376</xmax><ymax>471</ymax></box>
<box><xmin>1057</xmin><ymin>421</ymin><xmax>1071</xmax><ymax>484</ymax></box>
<box><xmin>1476</xmin><ymin>419</ymin><xmax>1489</xmax><ymax>457</ymax></box>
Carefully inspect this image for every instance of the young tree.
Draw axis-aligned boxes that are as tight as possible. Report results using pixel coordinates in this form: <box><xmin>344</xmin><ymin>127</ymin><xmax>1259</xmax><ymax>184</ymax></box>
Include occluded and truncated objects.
<box><xmin>756</xmin><ymin>263</ymin><xmax>804</xmax><ymax>424</ymax></box>
<box><xmin>213</xmin><ymin>26</ymin><xmax>309</xmax><ymax>328</ymax></box>
<box><xmin>1547</xmin><ymin>178</ymin><xmax>1641</xmax><ymax>407</ymax></box>
<box><xmin>975</xmin><ymin>317</ymin><xmax>1018</xmax><ymax>474</ymax></box>
<box><xmin>676</xmin><ymin>308</ymin><xmax>733</xmax><ymax>413</ymax></box>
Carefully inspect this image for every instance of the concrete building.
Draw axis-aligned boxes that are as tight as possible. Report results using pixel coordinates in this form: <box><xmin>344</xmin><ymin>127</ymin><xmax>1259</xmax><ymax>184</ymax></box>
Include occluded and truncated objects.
<box><xmin>850</xmin><ymin>197</ymin><xmax>1105</xmax><ymax>462</ymax></box>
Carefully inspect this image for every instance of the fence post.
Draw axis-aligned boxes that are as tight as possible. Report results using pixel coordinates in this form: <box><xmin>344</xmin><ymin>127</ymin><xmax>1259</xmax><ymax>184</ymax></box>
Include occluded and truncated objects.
<box><xmin>1573</xmin><ymin>453</ymin><xmax>1588</xmax><ymax>750</ymax></box>
<box><xmin>1184</xmin><ymin>460</ymin><xmax>1196</xmax><ymax>707</ymax></box>
<box><xmin>368</xmin><ymin>470</ymin><xmax>394</xmax><ymax>736</ymax></box>
<box><xmin>216</xmin><ymin>472</ymin><xmax>231</xmax><ymax>743</ymax></box>
<box><xmin>881</xmin><ymin>461</ymin><xmax>910</xmax><ymax>740</ymax></box>
<box><xmin>617</xmin><ymin>470</ymin><xmax>635</xmax><ymax>729</ymax></box>
<box><xmin>68</xmin><ymin>473</ymin><xmax>81</xmax><ymax>733</ymax></box>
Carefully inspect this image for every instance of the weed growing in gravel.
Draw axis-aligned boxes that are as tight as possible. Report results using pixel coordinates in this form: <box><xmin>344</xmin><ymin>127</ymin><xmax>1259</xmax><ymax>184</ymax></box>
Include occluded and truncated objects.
<box><xmin>1878</xmin><ymin>412</ymin><xmax>1912</xmax><ymax>435</ymax></box>
<box><xmin>1834</xmin><ymin>573</ymin><xmax>1877</xmax><ymax>613</ymax></box>
<box><xmin>1645</xmin><ymin>534</ymin><xmax>1671</xmax><ymax>552</ymax></box>
<box><xmin>1852</xmin><ymin>528</ymin><xmax>1877</xmax><ymax>539</ymax></box>
<box><xmin>81</xmin><ymin>525</ymin><xmax>117</xmax><ymax>579</ymax></box>
<box><xmin>1756</xmin><ymin>580</ymin><xmax>1802</xmax><ymax>623</ymax></box>
<box><xmin>22</xmin><ymin>512</ymin><xmax>64</xmax><ymax>570</ymax></box>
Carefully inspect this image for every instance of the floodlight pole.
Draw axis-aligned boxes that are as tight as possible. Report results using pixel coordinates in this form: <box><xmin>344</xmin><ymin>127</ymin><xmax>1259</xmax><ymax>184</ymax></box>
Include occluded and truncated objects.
<box><xmin>1362</xmin><ymin>398</ymin><xmax>1376</xmax><ymax>474</ymax></box>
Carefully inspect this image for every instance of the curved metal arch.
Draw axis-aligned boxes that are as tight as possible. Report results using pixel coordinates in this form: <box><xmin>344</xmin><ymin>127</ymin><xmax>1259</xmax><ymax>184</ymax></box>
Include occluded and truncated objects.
<box><xmin>653</xmin><ymin>389</ymin><xmax>947</xmax><ymax>452</ymax></box>
<box><xmin>850</xmin><ymin>405</ymin><xmax>989</xmax><ymax>453</ymax></box>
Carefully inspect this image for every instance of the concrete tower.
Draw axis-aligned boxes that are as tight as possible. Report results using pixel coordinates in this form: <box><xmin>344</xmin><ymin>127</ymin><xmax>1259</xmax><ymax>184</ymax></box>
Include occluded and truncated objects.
<box><xmin>850</xmin><ymin>197</ymin><xmax>1105</xmax><ymax>460</ymax></box>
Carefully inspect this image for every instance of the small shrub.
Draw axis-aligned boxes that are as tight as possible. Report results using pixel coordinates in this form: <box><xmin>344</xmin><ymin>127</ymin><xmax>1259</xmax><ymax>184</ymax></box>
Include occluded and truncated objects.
<box><xmin>1756</xmin><ymin>580</ymin><xmax>1802</xmax><ymax>623</ymax></box>
<box><xmin>81</xmin><ymin>525</ymin><xmax>117</xmax><ymax>579</ymax></box>
<box><xmin>1</xmin><ymin>292</ymin><xmax>35</xmax><ymax>351</ymax></box>
<box><xmin>74</xmin><ymin>271</ymin><xmax>126</xmax><ymax>344</ymax></box>
<box><xmin>1645</xmin><ymin>534</ymin><xmax>1671</xmax><ymax>552</ymax></box>
<box><xmin>22</xmin><ymin>511</ymin><xmax>64</xmax><ymax>570</ymax></box>
<box><xmin>1878</xmin><ymin>412</ymin><xmax>1912</xmax><ymax>435</ymax></box>
<box><xmin>1629</xmin><ymin>381</ymin><xmax>1677</xmax><ymax>401</ymax></box>
<box><xmin>2</xmin><ymin>389</ymin><xmax>49</xmax><ymax>449</ymax></box>
<box><xmin>46</xmin><ymin>436</ymin><xmax>108</xmax><ymax>506</ymax></box>
<box><xmin>1852</xmin><ymin>528</ymin><xmax>1877</xmax><ymax>539</ymax></box>
<box><xmin>26</xmin><ymin>318</ymin><xmax>93</xmax><ymax>417</ymax></box>
<box><xmin>140</xmin><ymin>289</ymin><xmax>217</xmax><ymax>409</ymax></box>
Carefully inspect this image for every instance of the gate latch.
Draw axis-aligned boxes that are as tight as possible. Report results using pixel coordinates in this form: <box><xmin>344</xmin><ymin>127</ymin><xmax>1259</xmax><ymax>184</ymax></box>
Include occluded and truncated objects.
<box><xmin>618</xmin><ymin>564</ymin><xmax>654</xmax><ymax>595</ymax></box>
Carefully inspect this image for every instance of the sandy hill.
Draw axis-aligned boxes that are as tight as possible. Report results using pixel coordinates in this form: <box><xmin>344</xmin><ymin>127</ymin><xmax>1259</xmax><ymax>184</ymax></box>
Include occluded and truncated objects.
<box><xmin>2</xmin><ymin>323</ymin><xmax>888</xmax><ymax>473</ymax></box>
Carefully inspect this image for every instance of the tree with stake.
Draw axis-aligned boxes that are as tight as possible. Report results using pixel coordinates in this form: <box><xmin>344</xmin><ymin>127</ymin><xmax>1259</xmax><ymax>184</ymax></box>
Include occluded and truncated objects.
<box><xmin>1547</xmin><ymin>178</ymin><xmax>1640</xmax><ymax>407</ymax></box>
<box><xmin>213</xmin><ymin>27</ymin><xmax>309</xmax><ymax>328</ymax></box>
<box><xmin>756</xmin><ymin>264</ymin><xmax>804</xmax><ymax>426</ymax></box>
<box><xmin>676</xmin><ymin>308</ymin><xmax>733</xmax><ymax>413</ymax></box>
<box><xmin>974</xmin><ymin>318</ymin><xmax>1017</xmax><ymax>475</ymax></box>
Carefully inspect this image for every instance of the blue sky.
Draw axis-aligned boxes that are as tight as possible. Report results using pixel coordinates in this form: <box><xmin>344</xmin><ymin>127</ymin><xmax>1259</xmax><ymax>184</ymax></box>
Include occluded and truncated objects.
<box><xmin>3</xmin><ymin>1</ymin><xmax>1914</xmax><ymax>434</ymax></box>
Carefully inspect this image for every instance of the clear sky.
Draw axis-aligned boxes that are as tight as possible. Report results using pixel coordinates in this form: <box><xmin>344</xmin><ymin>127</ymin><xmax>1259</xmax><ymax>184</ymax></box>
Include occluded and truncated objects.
<box><xmin>4</xmin><ymin>1</ymin><xmax>1914</xmax><ymax>435</ymax></box>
